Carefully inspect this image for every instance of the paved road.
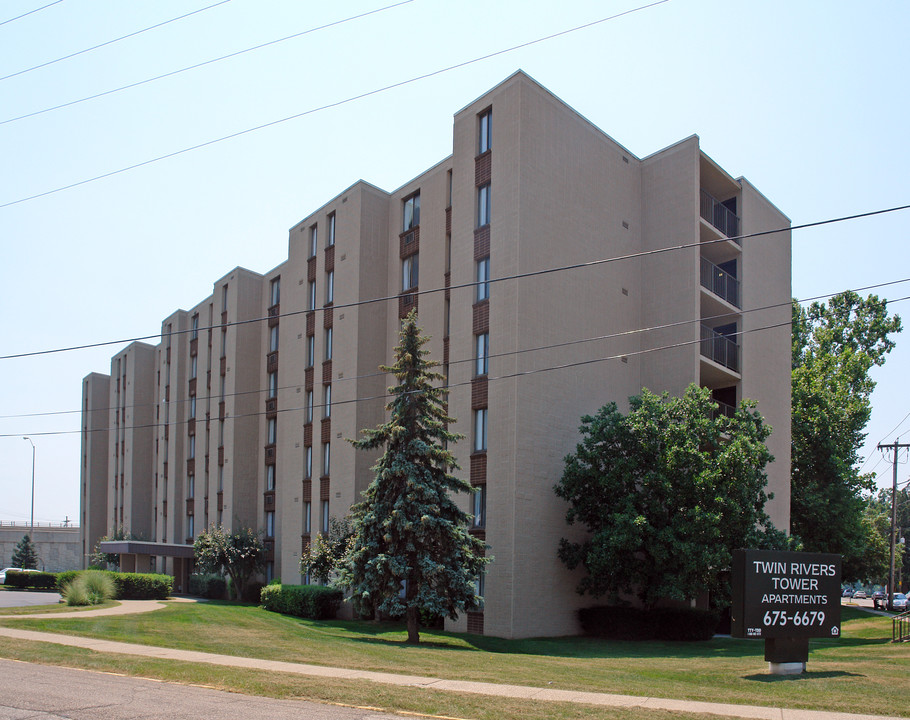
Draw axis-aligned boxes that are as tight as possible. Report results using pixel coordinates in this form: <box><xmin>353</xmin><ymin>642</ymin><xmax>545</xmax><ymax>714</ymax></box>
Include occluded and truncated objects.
<box><xmin>0</xmin><ymin>658</ymin><xmax>401</xmax><ymax>720</ymax></box>
<box><xmin>0</xmin><ymin>590</ymin><xmax>60</xmax><ymax>608</ymax></box>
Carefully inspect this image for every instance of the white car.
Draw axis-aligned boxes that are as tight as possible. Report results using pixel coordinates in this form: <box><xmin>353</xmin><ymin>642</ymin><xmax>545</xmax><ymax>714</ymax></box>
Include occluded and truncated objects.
<box><xmin>892</xmin><ymin>593</ymin><xmax>908</xmax><ymax>611</ymax></box>
<box><xmin>0</xmin><ymin>568</ymin><xmax>39</xmax><ymax>584</ymax></box>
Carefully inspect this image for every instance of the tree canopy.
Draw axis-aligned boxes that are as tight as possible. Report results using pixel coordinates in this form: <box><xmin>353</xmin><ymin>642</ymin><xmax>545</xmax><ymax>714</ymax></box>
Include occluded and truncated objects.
<box><xmin>193</xmin><ymin>525</ymin><xmax>264</xmax><ymax>600</ymax></box>
<box><xmin>790</xmin><ymin>292</ymin><xmax>901</xmax><ymax>580</ymax></box>
<box><xmin>555</xmin><ymin>384</ymin><xmax>786</xmax><ymax>609</ymax></box>
<box><xmin>338</xmin><ymin>311</ymin><xmax>490</xmax><ymax>644</ymax></box>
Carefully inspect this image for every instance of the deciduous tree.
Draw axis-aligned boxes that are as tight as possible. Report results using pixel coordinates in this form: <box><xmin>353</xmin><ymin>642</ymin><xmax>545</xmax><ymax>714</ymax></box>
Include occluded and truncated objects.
<box><xmin>193</xmin><ymin>525</ymin><xmax>264</xmax><ymax>600</ymax></box>
<box><xmin>339</xmin><ymin>311</ymin><xmax>490</xmax><ymax>644</ymax></box>
<box><xmin>555</xmin><ymin>385</ymin><xmax>786</xmax><ymax>609</ymax></box>
<box><xmin>791</xmin><ymin>292</ymin><xmax>901</xmax><ymax>580</ymax></box>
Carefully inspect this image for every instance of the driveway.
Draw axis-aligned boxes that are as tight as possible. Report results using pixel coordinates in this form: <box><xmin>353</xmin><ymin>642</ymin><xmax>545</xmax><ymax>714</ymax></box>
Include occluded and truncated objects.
<box><xmin>0</xmin><ymin>589</ymin><xmax>61</xmax><ymax>608</ymax></box>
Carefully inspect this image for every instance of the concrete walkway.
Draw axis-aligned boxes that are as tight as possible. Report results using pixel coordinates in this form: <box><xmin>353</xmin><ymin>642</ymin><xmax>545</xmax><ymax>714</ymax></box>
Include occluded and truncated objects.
<box><xmin>0</xmin><ymin>600</ymin><xmax>903</xmax><ymax>720</ymax></box>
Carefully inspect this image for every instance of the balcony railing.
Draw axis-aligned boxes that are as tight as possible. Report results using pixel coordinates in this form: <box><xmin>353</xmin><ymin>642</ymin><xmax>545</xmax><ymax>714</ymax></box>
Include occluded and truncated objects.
<box><xmin>700</xmin><ymin>325</ymin><xmax>740</xmax><ymax>372</ymax></box>
<box><xmin>700</xmin><ymin>256</ymin><xmax>740</xmax><ymax>308</ymax></box>
<box><xmin>700</xmin><ymin>189</ymin><xmax>740</xmax><ymax>241</ymax></box>
<box><xmin>712</xmin><ymin>400</ymin><xmax>736</xmax><ymax>420</ymax></box>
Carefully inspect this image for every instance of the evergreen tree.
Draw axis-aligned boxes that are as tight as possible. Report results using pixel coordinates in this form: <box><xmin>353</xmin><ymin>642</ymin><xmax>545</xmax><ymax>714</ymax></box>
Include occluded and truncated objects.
<box><xmin>11</xmin><ymin>534</ymin><xmax>38</xmax><ymax>569</ymax></box>
<box><xmin>339</xmin><ymin>311</ymin><xmax>490</xmax><ymax>644</ymax></box>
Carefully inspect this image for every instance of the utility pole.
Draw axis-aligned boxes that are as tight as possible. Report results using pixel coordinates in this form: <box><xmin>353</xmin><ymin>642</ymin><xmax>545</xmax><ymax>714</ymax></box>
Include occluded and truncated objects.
<box><xmin>878</xmin><ymin>439</ymin><xmax>910</xmax><ymax>611</ymax></box>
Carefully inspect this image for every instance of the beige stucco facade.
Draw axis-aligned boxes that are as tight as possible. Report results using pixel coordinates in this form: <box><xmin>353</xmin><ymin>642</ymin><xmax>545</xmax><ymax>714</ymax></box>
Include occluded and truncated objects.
<box><xmin>80</xmin><ymin>71</ymin><xmax>791</xmax><ymax>637</ymax></box>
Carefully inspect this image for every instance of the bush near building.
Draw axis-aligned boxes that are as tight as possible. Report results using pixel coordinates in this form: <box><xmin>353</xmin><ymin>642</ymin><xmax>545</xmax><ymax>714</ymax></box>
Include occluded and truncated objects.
<box><xmin>260</xmin><ymin>584</ymin><xmax>343</xmax><ymax>620</ymax></box>
<box><xmin>189</xmin><ymin>573</ymin><xmax>227</xmax><ymax>599</ymax></box>
<box><xmin>4</xmin><ymin>570</ymin><xmax>56</xmax><ymax>589</ymax></box>
<box><xmin>56</xmin><ymin>570</ymin><xmax>172</xmax><ymax>599</ymax></box>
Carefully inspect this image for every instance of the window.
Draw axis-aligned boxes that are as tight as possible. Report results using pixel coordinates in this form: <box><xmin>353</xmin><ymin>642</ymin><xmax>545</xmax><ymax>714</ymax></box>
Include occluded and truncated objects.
<box><xmin>476</xmin><ymin>257</ymin><xmax>490</xmax><ymax>301</ymax></box>
<box><xmin>444</xmin><ymin>298</ymin><xmax>451</xmax><ymax>337</ymax></box>
<box><xmin>306</xmin><ymin>390</ymin><xmax>313</xmax><ymax>423</ymax></box>
<box><xmin>323</xmin><ymin>442</ymin><xmax>330</xmax><ymax>475</ymax></box>
<box><xmin>474</xmin><ymin>570</ymin><xmax>485</xmax><ymax>606</ymax></box>
<box><xmin>266</xmin><ymin>510</ymin><xmax>275</xmax><ymax>537</ymax></box>
<box><xmin>473</xmin><ymin>484</ymin><xmax>486</xmax><ymax>527</ymax></box>
<box><xmin>268</xmin><ymin>371</ymin><xmax>278</xmax><ymax>399</ymax></box>
<box><xmin>324</xmin><ymin>327</ymin><xmax>333</xmax><ymax>360</ymax></box>
<box><xmin>189</xmin><ymin>395</ymin><xmax>196</xmax><ymax>419</ymax></box>
<box><xmin>189</xmin><ymin>434</ymin><xmax>196</xmax><ymax>459</ymax></box>
<box><xmin>190</xmin><ymin>354</ymin><xmax>197</xmax><ymax>379</ymax></box>
<box><xmin>305</xmin><ymin>446</ymin><xmax>312</xmax><ymax>478</ymax></box>
<box><xmin>478</xmin><ymin>108</ymin><xmax>492</xmax><ymax>154</ymax></box>
<box><xmin>402</xmin><ymin>254</ymin><xmax>419</xmax><ymax>291</ymax></box>
<box><xmin>306</xmin><ymin>335</ymin><xmax>315</xmax><ymax>367</ymax></box>
<box><xmin>477</xmin><ymin>183</ymin><xmax>491</xmax><ymax>227</ymax></box>
<box><xmin>326</xmin><ymin>271</ymin><xmax>334</xmax><ymax>304</ymax></box>
<box><xmin>269</xmin><ymin>325</ymin><xmax>279</xmax><ymax>352</ymax></box>
<box><xmin>323</xmin><ymin>384</ymin><xmax>331</xmax><ymax>418</ymax></box>
<box><xmin>304</xmin><ymin>501</ymin><xmax>311</xmax><ymax>533</ymax></box>
<box><xmin>187</xmin><ymin>514</ymin><xmax>195</xmax><ymax>539</ymax></box>
<box><xmin>188</xmin><ymin>474</ymin><xmax>195</xmax><ymax>499</ymax></box>
<box><xmin>219</xmin><ymin>374</ymin><xmax>226</xmax><ymax>401</ymax></box>
<box><xmin>267</xmin><ymin>418</ymin><xmax>277</xmax><ymax>445</ymax></box>
<box><xmin>309</xmin><ymin>225</ymin><xmax>318</xmax><ymax>257</ymax></box>
<box><xmin>403</xmin><ymin>193</ymin><xmax>420</xmax><ymax>231</ymax></box>
<box><xmin>327</xmin><ymin>213</ymin><xmax>335</xmax><ymax>246</ymax></box>
<box><xmin>321</xmin><ymin>499</ymin><xmax>330</xmax><ymax>534</ymax></box>
<box><xmin>475</xmin><ymin>333</ymin><xmax>489</xmax><ymax>376</ymax></box>
<box><xmin>222</xmin><ymin>284</ymin><xmax>228</xmax><ymax>312</ymax></box>
<box><xmin>220</xmin><ymin>328</ymin><xmax>226</xmax><ymax>358</ymax></box>
<box><xmin>474</xmin><ymin>408</ymin><xmax>487</xmax><ymax>452</ymax></box>
<box><xmin>270</xmin><ymin>277</ymin><xmax>280</xmax><ymax>307</ymax></box>
<box><xmin>308</xmin><ymin>281</ymin><xmax>316</xmax><ymax>311</ymax></box>
<box><xmin>267</xmin><ymin>464</ymin><xmax>275</xmax><ymax>491</ymax></box>
<box><xmin>191</xmin><ymin>313</ymin><xmax>199</xmax><ymax>341</ymax></box>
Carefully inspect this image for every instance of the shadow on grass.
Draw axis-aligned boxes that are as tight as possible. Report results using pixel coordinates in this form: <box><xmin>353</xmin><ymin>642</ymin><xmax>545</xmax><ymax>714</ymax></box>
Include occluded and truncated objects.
<box><xmin>744</xmin><ymin>670</ymin><xmax>866</xmax><ymax>682</ymax></box>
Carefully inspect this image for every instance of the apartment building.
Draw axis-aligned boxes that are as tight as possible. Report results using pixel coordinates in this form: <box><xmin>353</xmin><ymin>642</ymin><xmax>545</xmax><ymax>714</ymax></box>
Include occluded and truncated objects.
<box><xmin>81</xmin><ymin>71</ymin><xmax>791</xmax><ymax>636</ymax></box>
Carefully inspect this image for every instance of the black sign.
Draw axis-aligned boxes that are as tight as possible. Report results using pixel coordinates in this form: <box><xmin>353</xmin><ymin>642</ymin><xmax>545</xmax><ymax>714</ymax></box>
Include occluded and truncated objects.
<box><xmin>731</xmin><ymin>549</ymin><xmax>841</xmax><ymax>639</ymax></box>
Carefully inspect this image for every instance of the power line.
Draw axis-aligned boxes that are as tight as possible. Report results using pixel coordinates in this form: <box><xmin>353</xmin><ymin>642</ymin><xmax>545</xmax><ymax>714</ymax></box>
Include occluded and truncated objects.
<box><xmin>0</xmin><ymin>0</ymin><xmax>669</xmax><ymax>209</ymax></box>
<box><xmin>0</xmin><ymin>0</ymin><xmax>64</xmax><ymax>28</ymax></box>
<box><xmin>3</xmin><ymin>278</ymin><xmax>909</xmax><ymax>422</ymax></box>
<box><xmin>3</xmin><ymin>202</ymin><xmax>909</xmax><ymax>361</ymax></box>
<box><xmin>0</xmin><ymin>0</ymin><xmax>233</xmax><ymax>82</ymax></box>
<box><xmin>0</xmin><ymin>312</ymin><xmax>795</xmax><ymax>439</ymax></box>
<box><xmin>0</xmin><ymin>0</ymin><xmax>416</xmax><ymax>127</ymax></box>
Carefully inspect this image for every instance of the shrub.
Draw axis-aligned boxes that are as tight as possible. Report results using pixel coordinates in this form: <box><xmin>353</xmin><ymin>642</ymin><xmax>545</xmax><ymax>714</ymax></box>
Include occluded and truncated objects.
<box><xmin>62</xmin><ymin>570</ymin><xmax>115</xmax><ymax>606</ymax></box>
<box><xmin>578</xmin><ymin>605</ymin><xmax>719</xmax><ymax>641</ymax></box>
<box><xmin>56</xmin><ymin>570</ymin><xmax>80</xmax><ymax>592</ymax></box>
<box><xmin>260</xmin><ymin>584</ymin><xmax>343</xmax><ymax>620</ymax></box>
<box><xmin>110</xmin><ymin>572</ymin><xmax>172</xmax><ymax>599</ymax></box>
<box><xmin>4</xmin><ymin>570</ymin><xmax>57</xmax><ymax>590</ymax></box>
<box><xmin>189</xmin><ymin>573</ymin><xmax>226</xmax><ymax>599</ymax></box>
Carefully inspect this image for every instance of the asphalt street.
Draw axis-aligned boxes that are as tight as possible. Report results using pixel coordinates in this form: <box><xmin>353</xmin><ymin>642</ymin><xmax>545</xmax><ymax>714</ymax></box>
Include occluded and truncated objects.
<box><xmin>0</xmin><ymin>659</ymin><xmax>402</xmax><ymax>720</ymax></box>
<box><xmin>0</xmin><ymin>590</ymin><xmax>60</xmax><ymax>608</ymax></box>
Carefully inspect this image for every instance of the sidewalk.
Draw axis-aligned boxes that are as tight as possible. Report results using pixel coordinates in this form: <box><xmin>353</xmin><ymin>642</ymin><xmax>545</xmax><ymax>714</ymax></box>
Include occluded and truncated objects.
<box><xmin>0</xmin><ymin>600</ymin><xmax>903</xmax><ymax>720</ymax></box>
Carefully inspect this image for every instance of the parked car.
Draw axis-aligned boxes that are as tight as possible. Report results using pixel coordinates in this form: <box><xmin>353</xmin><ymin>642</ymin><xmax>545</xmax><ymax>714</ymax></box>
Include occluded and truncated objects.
<box><xmin>0</xmin><ymin>568</ymin><xmax>39</xmax><ymax>584</ymax></box>
<box><xmin>892</xmin><ymin>593</ymin><xmax>909</xmax><ymax>611</ymax></box>
<box><xmin>842</xmin><ymin>588</ymin><xmax>854</xmax><ymax>597</ymax></box>
<box><xmin>853</xmin><ymin>590</ymin><xmax>868</xmax><ymax>599</ymax></box>
<box><xmin>872</xmin><ymin>590</ymin><xmax>885</xmax><ymax>600</ymax></box>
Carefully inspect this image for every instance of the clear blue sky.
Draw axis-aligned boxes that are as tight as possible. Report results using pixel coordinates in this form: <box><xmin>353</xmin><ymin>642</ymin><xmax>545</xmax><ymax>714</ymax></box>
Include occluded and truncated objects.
<box><xmin>1</xmin><ymin>0</ymin><xmax>908</xmax><ymax>526</ymax></box>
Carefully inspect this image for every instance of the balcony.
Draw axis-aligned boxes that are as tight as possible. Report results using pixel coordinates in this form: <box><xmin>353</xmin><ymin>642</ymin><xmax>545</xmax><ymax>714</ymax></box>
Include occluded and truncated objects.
<box><xmin>712</xmin><ymin>400</ymin><xmax>736</xmax><ymax>420</ymax></box>
<box><xmin>700</xmin><ymin>325</ymin><xmax>739</xmax><ymax>373</ymax></box>
<box><xmin>700</xmin><ymin>257</ymin><xmax>740</xmax><ymax>308</ymax></box>
<box><xmin>700</xmin><ymin>189</ymin><xmax>740</xmax><ymax>241</ymax></box>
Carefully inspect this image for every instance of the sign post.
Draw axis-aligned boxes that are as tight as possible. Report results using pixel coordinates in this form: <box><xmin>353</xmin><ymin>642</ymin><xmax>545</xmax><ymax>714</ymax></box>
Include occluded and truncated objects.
<box><xmin>731</xmin><ymin>549</ymin><xmax>841</xmax><ymax>675</ymax></box>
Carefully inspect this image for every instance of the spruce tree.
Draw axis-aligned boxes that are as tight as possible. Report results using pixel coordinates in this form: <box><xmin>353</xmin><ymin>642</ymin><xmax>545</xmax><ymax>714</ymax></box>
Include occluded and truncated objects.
<box><xmin>11</xmin><ymin>534</ymin><xmax>38</xmax><ymax>569</ymax></box>
<box><xmin>340</xmin><ymin>311</ymin><xmax>489</xmax><ymax>644</ymax></box>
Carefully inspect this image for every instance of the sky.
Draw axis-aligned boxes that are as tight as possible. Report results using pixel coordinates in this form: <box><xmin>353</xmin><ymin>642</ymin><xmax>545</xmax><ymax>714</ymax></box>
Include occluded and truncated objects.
<box><xmin>1</xmin><ymin>0</ymin><xmax>908</xmax><ymax>526</ymax></box>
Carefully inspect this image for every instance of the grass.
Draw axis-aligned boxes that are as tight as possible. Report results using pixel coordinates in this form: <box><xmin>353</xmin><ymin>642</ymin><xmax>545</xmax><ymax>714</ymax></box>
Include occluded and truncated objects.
<box><xmin>0</xmin><ymin>602</ymin><xmax>906</xmax><ymax>718</ymax></box>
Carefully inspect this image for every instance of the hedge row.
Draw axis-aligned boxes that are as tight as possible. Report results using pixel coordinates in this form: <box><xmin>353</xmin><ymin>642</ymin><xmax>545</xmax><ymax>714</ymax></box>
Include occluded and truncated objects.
<box><xmin>4</xmin><ymin>570</ymin><xmax>57</xmax><ymax>589</ymax></box>
<box><xmin>53</xmin><ymin>570</ymin><xmax>173</xmax><ymax>599</ymax></box>
<box><xmin>189</xmin><ymin>573</ymin><xmax>226</xmax><ymax>599</ymax></box>
<box><xmin>260</xmin><ymin>584</ymin><xmax>343</xmax><ymax>620</ymax></box>
<box><xmin>578</xmin><ymin>605</ymin><xmax>719</xmax><ymax>641</ymax></box>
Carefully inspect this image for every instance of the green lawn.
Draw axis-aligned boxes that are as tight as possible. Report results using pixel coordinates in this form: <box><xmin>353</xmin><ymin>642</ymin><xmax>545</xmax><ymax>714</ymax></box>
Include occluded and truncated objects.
<box><xmin>0</xmin><ymin>602</ymin><xmax>906</xmax><ymax>718</ymax></box>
